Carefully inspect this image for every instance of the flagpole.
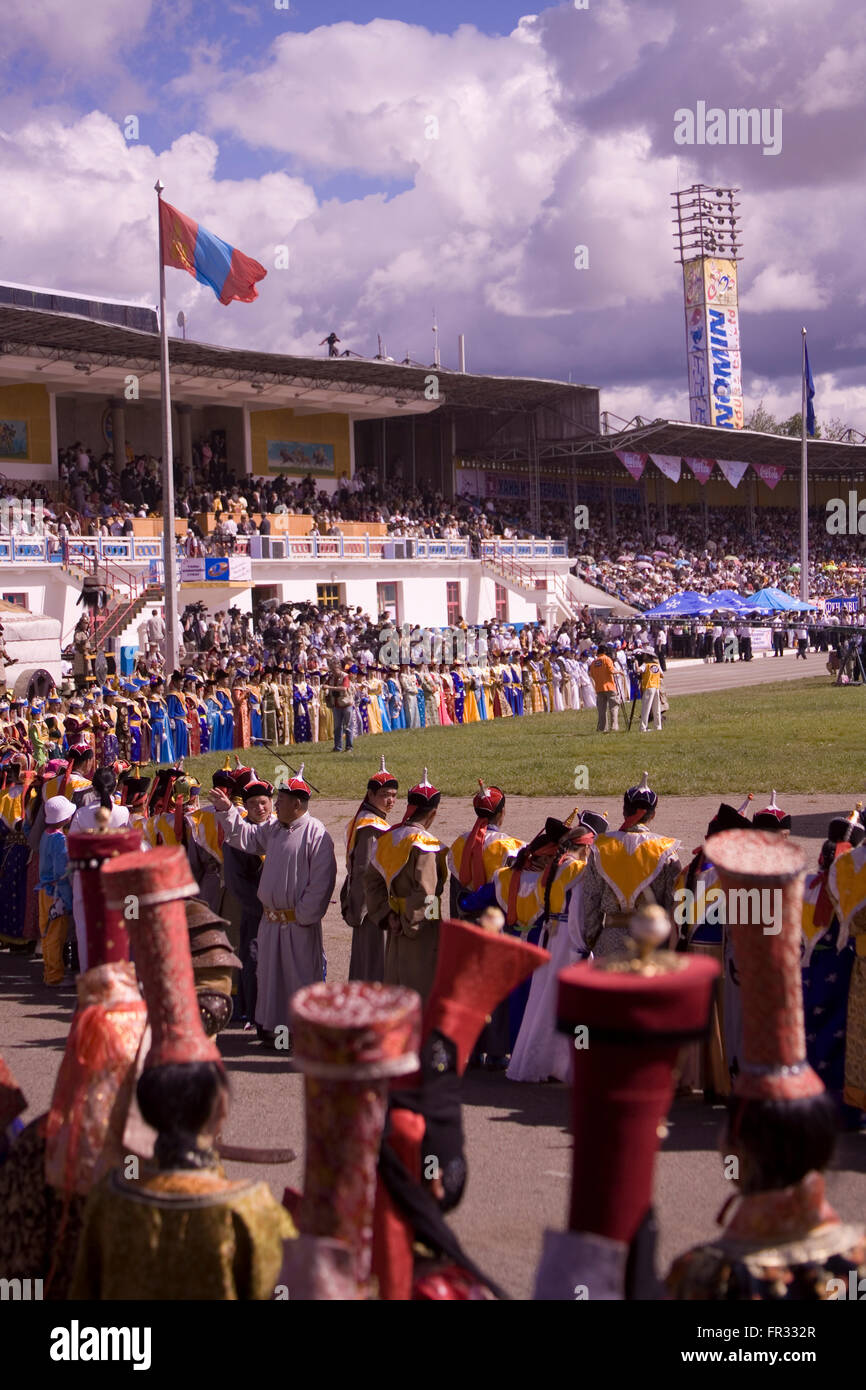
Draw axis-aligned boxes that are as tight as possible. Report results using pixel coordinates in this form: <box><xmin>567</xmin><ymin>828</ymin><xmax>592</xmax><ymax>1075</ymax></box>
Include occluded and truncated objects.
<box><xmin>155</xmin><ymin>179</ymin><xmax>182</xmax><ymax>677</ymax></box>
<box><xmin>800</xmin><ymin>326</ymin><xmax>809</xmax><ymax>606</ymax></box>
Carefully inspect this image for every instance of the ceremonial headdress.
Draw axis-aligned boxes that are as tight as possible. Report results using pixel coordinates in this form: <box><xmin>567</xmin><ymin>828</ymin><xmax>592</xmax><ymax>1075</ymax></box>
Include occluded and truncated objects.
<box><xmin>533</xmin><ymin>910</ymin><xmax>719</xmax><ymax>1300</ymax></box>
<box><xmin>147</xmin><ymin>766</ymin><xmax>183</xmax><ymax>815</ymax></box>
<box><xmin>706</xmin><ymin>793</ymin><xmax>753</xmax><ymax>837</ymax></box>
<box><xmin>578</xmin><ymin>810</ymin><xmax>609</xmax><ymax>838</ymax></box>
<box><xmin>704</xmin><ymin>830</ymin><xmax>821</xmax><ymax>1102</ymax></box>
<box><xmin>102</xmin><ymin>845</ymin><xmax>220</xmax><ymax>1069</ymax></box>
<box><xmin>241</xmin><ymin>778</ymin><xmax>274</xmax><ymax>801</ymax></box>
<box><xmin>622</xmin><ymin>771</ymin><xmax>658</xmax><ymax>830</ymax></box>
<box><xmin>402</xmin><ymin>768</ymin><xmax>440</xmax><ymax>822</ymax></box>
<box><xmin>367</xmin><ymin>755</ymin><xmax>398</xmax><ymax>793</ymax></box>
<box><xmin>752</xmin><ymin>790</ymin><xmax>791</xmax><ymax>832</ymax></box>
<box><xmin>458</xmin><ymin>779</ymin><xmax>506</xmax><ymax>891</ymax></box>
<box><xmin>277</xmin><ymin>763</ymin><xmax>312</xmax><ymax>799</ymax></box>
<box><xmin>45</xmin><ymin>822</ymin><xmax>148</xmax><ymax>1197</ymax></box>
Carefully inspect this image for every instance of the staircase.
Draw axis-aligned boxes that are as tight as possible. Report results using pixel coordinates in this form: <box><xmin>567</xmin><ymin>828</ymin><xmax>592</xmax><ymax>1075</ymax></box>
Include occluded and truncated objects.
<box><xmin>481</xmin><ymin>553</ymin><xmax>581</xmax><ymax>623</ymax></box>
<box><xmin>61</xmin><ymin>552</ymin><xmax>162</xmax><ymax>656</ymax></box>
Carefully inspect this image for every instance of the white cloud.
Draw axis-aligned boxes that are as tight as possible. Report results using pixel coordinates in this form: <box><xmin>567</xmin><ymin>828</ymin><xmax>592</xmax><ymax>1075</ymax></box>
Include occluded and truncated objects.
<box><xmin>3</xmin><ymin>0</ymin><xmax>154</xmax><ymax>65</ymax></box>
<box><xmin>746</xmin><ymin>266</ymin><xmax>831</xmax><ymax>314</ymax></box>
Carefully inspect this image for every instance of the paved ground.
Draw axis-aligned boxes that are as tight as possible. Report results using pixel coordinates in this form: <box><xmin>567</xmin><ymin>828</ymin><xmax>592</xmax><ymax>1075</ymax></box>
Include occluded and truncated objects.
<box><xmin>2</xmin><ymin>650</ymin><xmax>863</xmax><ymax>1300</ymax></box>
<box><xmin>664</xmin><ymin>648</ymin><xmax>827</xmax><ymax>695</ymax></box>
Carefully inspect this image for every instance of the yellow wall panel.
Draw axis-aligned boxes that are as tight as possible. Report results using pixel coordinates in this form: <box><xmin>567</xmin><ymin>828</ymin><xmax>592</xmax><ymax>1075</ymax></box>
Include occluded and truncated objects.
<box><xmin>0</xmin><ymin>383</ymin><xmax>52</xmax><ymax>464</ymax></box>
<box><xmin>249</xmin><ymin>408</ymin><xmax>351</xmax><ymax>478</ymax></box>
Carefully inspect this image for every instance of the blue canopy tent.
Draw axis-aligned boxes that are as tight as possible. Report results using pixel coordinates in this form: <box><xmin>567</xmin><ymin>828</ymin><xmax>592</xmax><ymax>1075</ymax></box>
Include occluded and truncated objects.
<box><xmin>743</xmin><ymin>587</ymin><xmax>818</xmax><ymax>612</ymax></box>
<box><xmin>706</xmin><ymin>590</ymin><xmax>750</xmax><ymax>612</ymax></box>
<box><xmin>643</xmin><ymin>591</ymin><xmax>716</xmax><ymax>619</ymax></box>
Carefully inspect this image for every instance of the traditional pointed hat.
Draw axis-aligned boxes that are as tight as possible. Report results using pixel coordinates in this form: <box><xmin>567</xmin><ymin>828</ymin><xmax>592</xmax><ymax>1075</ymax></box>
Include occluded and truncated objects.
<box><xmin>622</xmin><ymin>771</ymin><xmax>657</xmax><ymax>829</ymax></box>
<box><xmin>706</xmin><ymin>794</ymin><xmax>753</xmax><ymax>837</ymax></box>
<box><xmin>458</xmin><ymin>780</ymin><xmax>507</xmax><ymax>891</ymax></box>
<box><xmin>277</xmin><ymin>763</ymin><xmax>312</xmax><ymax>798</ymax></box>
<box><xmin>368</xmin><ymin>755</ymin><xmax>398</xmax><ymax>793</ymax></box>
<box><xmin>752</xmin><ymin>790</ymin><xmax>791</xmax><ymax>832</ymax></box>
<box><xmin>402</xmin><ymin>768</ymin><xmax>440</xmax><ymax>822</ymax></box>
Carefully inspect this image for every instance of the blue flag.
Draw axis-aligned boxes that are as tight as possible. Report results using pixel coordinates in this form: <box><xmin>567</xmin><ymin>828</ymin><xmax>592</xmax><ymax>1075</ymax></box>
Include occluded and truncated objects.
<box><xmin>804</xmin><ymin>342</ymin><xmax>816</xmax><ymax>437</ymax></box>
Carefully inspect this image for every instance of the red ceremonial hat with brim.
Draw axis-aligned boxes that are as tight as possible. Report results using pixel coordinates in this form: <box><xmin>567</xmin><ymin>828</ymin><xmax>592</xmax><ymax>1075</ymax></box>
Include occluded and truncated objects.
<box><xmin>402</xmin><ymin>768</ymin><xmax>440</xmax><ymax>822</ymax></box>
<box><xmin>368</xmin><ymin>755</ymin><xmax>398</xmax><ymax>792</ymax></box>
<box><xmin>459</xmin><ymin>779</ymin><xmax>506</xmax><ymax>890</ymax></box>
<box><xmin>704</xmin><ymin>828</ymin><xmax>822</xmax><ymax>1102</ymax></box>
<box><xmin>102</xmin><ymin>845</ymin><xmax>220</xmax><ymax>1068</ymax></box>
<box><xmin>278</xmin><ymin>762</ymin><xmax>312</xmax><ymax>797</ymax></box>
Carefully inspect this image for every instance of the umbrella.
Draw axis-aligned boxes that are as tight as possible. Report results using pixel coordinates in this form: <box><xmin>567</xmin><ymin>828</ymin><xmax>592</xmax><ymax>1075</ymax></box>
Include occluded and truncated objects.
<box><xmin>653</xmin><ymin>550</ymin><xmax>668</xmax><ymax>558</ymax></box>
<box><xmin>637</xmin><ymin>554</ymin><xmax>654</xmax><ymax>562</ymax></box>
<box><xmin>706</xmin><ymin>589</ymin><xmax>750</xmax><ymax>612</ymax></box>
<box><xmin>635</xmin><ymin>560</ymin><xmax>653</xmax><ymax>570</ymax></box>
<box><xmin>643</xmin><ymin>590</ymin><xmax>716</xmax><ymax>619</ymax></box>
<box><xmin>724</xmin><ymin>555</ymin><xmax>741</xmax><ymax>565</ymax></box>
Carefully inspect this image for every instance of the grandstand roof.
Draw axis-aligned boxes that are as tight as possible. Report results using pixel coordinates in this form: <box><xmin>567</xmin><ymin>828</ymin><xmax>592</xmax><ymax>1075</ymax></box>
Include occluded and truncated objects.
<box><xmin>570</xmin><ymin>418</ymin><xmax>866</xmax><ymax>476</ymax></box>
<box><xmin>0</xmin><ymin>305</ymin><xmax>594</xmax><ymax>418</ymax></box>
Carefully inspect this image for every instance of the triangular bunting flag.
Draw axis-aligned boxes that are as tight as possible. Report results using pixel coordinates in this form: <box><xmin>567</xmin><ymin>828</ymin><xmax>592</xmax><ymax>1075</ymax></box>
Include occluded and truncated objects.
<box><xmin>684</xmin><ymin>457</ymin><xmax>714</xmax><ymax>485</ymax></box>
<box><xmin>754</xmin><ymin>463</ymin><xmax>786</xmax><ymax>491</ymax></box>
<box><xmin>715</xmin><ymin>458</ymin><xmax>750</xmax><ymax>489</ymax></box>
<box><xmin>616</xmin><ymin>450</ymin><xmax>647</xmax><ymax>482</ymax></box>
<box><xmin>650</xmin><ymin>454</ymin><xmax>682</xmax><ymax>483</ymax></box>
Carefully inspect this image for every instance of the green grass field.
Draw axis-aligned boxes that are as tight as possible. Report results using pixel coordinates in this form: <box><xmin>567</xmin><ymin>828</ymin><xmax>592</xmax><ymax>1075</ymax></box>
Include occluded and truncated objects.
<box><xmin>173</xmin><ymin>676</ymin><xmax>862</xmax><ymax>798</ymax></box>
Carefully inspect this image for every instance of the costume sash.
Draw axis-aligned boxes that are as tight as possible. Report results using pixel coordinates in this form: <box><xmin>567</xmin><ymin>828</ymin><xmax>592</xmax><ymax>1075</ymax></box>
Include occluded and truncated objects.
<box><xmin>346</xmin><ymin>811</ymin><xmax>388</xmax><ymax>856</ymax></box>
<box><xmin>828</xmin><ymin>847</ymin><xmax>866</xmax><ymax>948</ymax></box>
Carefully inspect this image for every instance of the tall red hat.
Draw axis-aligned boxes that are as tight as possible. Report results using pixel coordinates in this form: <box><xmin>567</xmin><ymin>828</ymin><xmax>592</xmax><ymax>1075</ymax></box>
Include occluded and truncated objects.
<box><xmin>67</xmin><ymin>822</ymin><xmax>144</xmax><ymax>967</ymax></box>
<box><xmin>704</xmin><ymin>828</ymin><xmax>822</xmax><ymax>1102</ymax></box>
<box><xmin>0</xmin><ymin>1054</ymin><xmax>26</xmax><ymax>1129</ymax></box>
<box><xmin>554</xmin><ymin>943</ymin><xmax>718</xmax><ymax>1255</ymax></box>
<box><xmin>102</xmin><ymin>845</ymin><xmax>220</xmax><ymax>1068</ymax></box>
<box><xmin>285</xmin><ymin>981</ymin><xmax>421</xmax><ymax>1298</ymax></box>
<box><xmin>44</xmin><ymin>826</ymin><xmax>150</xmax><ymax>1197</ymax></box>
<box><xmin>458</xmin><ymin>780</ymin><xmax>506</xmax><ymax>891</ymax></box>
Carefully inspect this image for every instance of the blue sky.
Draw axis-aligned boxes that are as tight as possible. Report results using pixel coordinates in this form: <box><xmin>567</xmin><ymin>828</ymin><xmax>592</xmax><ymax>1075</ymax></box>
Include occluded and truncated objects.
<box><xmin>3</xmin><ymin>0</ymin><xmax>866</xmax><ymax>428</ymax></box>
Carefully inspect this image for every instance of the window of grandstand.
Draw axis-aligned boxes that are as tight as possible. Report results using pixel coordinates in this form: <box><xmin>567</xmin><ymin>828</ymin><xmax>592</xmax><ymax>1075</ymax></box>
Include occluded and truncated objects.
<box><xmin>446</xmin><ymin>581</ymin><xmax>462</xmax><ymax>626</ymax></box>
<box><xmin>377</xmin><ymin>582</ymin><xmax>398</xmax><ymax>624</ymax></box>
<box><xmin>495</xmin><ymin>583</ymin><xmax>508</xmax><ymax>623</ymax></box>
<box><xmin>316</xmin><ymin>583</ymin><xmax>344</xmax><ymax>610</ymax></box>
<box><xmin>1</xmin><ymin>592</ymin><xmax>26</xmax><ymax>606</ymax></box>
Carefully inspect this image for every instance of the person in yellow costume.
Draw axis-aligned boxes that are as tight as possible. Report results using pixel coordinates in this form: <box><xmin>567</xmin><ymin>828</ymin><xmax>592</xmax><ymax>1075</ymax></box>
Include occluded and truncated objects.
<box><xmin>342</xmin><ymin>757</ymin><xmax>399</xmax><ymax>982</ymax></box>
<box><xmin>827</xmin><ymin>815</ymin><xmax>866</xmax><ymax>1111</ymax></box>
<box><xmin>364</xmin><ymin>770</ymin><xmax>447</xmax><ymax>1001</ymax></box>
<box><xmin>577</xmin><ymin>772</ymin><xmax>682</xmax><ymax>960</ymax></box>
<box><xmin>447</xmin><ymin>781</ymin><xmax>523</xmax><ymax>917</ymax></box>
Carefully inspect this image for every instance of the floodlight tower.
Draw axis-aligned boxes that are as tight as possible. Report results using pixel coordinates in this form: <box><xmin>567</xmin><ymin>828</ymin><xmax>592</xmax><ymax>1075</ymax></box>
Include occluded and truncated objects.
<box><xmin>673</xmin><ymin>185</ymin><xmax>743</xmax><ymax>430</ymax></box>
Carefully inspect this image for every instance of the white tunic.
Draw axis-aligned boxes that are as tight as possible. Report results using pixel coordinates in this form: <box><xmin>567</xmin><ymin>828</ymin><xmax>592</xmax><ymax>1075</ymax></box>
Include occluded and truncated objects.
<box><xmin>217</xmin><ymin>806</ymin><xmax>337</xmax><ymax>1032</ymax></box>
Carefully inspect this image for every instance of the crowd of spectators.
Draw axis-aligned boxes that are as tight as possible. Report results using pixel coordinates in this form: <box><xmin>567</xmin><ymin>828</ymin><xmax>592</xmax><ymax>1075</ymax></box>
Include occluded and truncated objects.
<box><xmin>1</xmin><ymin>441</ymin><xmax>863</xmax><ymax>614</ymax></box>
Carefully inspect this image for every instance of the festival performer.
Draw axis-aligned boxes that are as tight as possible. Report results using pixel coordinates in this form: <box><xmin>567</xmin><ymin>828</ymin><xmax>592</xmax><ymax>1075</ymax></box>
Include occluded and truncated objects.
<box><xmin>386</xmin><ymin>666</ymin><xmax>405</xmax><ymax>730</ymax></box>
<box><xmin>293</xmin><ymin>670</ymin><xmax>315</xmax><ymax>744</ymax></box>
<box><xmin>261</xmin><ymin>667</ymin><xmax>283</xmax><ymax>745</ymax></box>
<box><xmin>400</xmin><ymin>663</ymin><xmax>421</xmax><ymax>728</ymax></box>
<box><xmin>248</xmin><ymin>675</ymin><xmax>263</xmax><ymax>744</ymax></box>
<box><xmin>71</xmin><ymin>845</ymin><xmax>295</xmax><ymax>1299</ymax></box>
<box><xmin>37</xmin><ymin>795</ymin><xmax>76</xmax><ymax>985</ymax></box>
<box><xmin>447</xmin><ymin>782</ymin><xmax>523</xmax><ymax>917</ymax></box>
<box><xmin>801</xmin><ymin>808</ymin><xmax>864</xmax><ymax>1122</ymax></box>
<box><xmin>0</xmin><ymin>820</ymin><xmax>146</xmax><ymax>1298</ymax></box>
<box><xmin>507</xmin><ymin>811</ymin><xmax>608</xmax><ymax>1084</ymax></box>
<box><xmin>68</xmin><ymin>766</ymin><xmax>133</xmax><ymax>973</ymax></box>
<box><xmin>365</xmin><ymin>770</ymin><xmax>447</xmax><ymax>1000</ymax></box>
<box><xmin>534</xmin><ymin>906</ymin><xmax>718</xmax><ymax>1300</ymax></box>
<box><xmin>232</xmin><ymin>673</ymin><xmax>252</xmax><ymax>749</ymax></box>
<box><xmin>59</xmin><ymin>742</ymin><xmax>94</xmax><ymax>803</ymax></box>
<box><xmin>578</xmin><ymin>773</ymin><xmax>682</xmax><ymax>959</ymax></box>
<box><xmin>674</xmin><ymin>797</ymin><xmax>753</xmax><ymax>1101</ymax></box>
<box><xmin>147</xmin><ymin>677</ymin><xmax>175</xmax><ymax>765</ymax></box>
<box><xmin>371</xmin><ymin>917</ymin><xmax>548</xmax><ymax>1301</ymax></box>
<box><xmin>668</xmin><ymin>830</ymin><xmax>866</xmax><ymax>1300</ymax></box>
<box><xmin>438</xmin><ymin>664</ymin><xmax>455</xmax><ymax>725</ymax></box>
<box><xmin>221</xmin><ymin>776</ymin><xmax>274</xmax><ymax>1028</ymax></box>
<box><xmin>214</xmin><ymin>670</ymin><xmax>235</xmax><ymax>748</ymax></box>
<box><xmin>635</xmin><ymin>650</ymin><xmax>664</xmax><ymax>733</ymax></box>
<box><xmin>185</xmin><ymin>896</ymin><xmax>242</xmax><ymax>1037</ymax></box>
<box><xmin>827</xmin><ymin>818</ymin><xmax>866</xmax><ymax>1113</ymax></box>
<box><xmin>166</xmin><ymin>672</ymin><xmax>190</xmax><ymax>759</ymax></box>
<box><xmin>210</xmin><ymin>767</ymin><xmax>336</xmax><ymax>1048</ymax></box>
<box><xmin>450</xmin><ymin>664</ymin><xmax>466</xmax><ymax>723</ymax></box>
<box><xmin>342</xmin><ymin>757</ymin><xmax>399</xmax><ymax>983</ymax></box>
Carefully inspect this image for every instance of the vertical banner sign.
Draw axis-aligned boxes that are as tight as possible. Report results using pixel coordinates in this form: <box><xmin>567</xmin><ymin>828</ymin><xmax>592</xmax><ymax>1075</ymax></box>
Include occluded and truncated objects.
<box><xmin>682</xmin><ymin>257</ymin><xmax>744</xmax><ymax>430</ymax></box>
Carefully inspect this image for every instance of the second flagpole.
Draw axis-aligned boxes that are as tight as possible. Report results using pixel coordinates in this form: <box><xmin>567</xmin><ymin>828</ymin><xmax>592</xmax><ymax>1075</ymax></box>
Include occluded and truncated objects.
<box><xmin>800</xmin><ymin>326</ymin><xmax>809</xmax><ymax>606</ymax></box>
<box><xmin>155</xmin><ymin>179</ymin><xmax>182</xmax><ymax>677</ymax></box>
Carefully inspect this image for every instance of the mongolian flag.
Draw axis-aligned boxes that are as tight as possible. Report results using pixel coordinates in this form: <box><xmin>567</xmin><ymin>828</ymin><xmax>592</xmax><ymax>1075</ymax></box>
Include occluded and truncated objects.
<box><xmin>804</xmin><ymin>341</ymin><xmax>816</xmax><ymax>438</ymax></box>
<box><xmin>158</xmin><ymin>199</ymin><xmax>266</xmax><ymax>305</ymax></box>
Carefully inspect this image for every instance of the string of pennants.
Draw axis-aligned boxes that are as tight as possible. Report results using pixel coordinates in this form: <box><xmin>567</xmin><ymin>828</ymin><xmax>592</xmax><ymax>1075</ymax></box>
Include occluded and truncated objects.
<box><xmin>615</xmin><ymin>451</ymin><xmax>786</xmax><ymax>491</ymax></box>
